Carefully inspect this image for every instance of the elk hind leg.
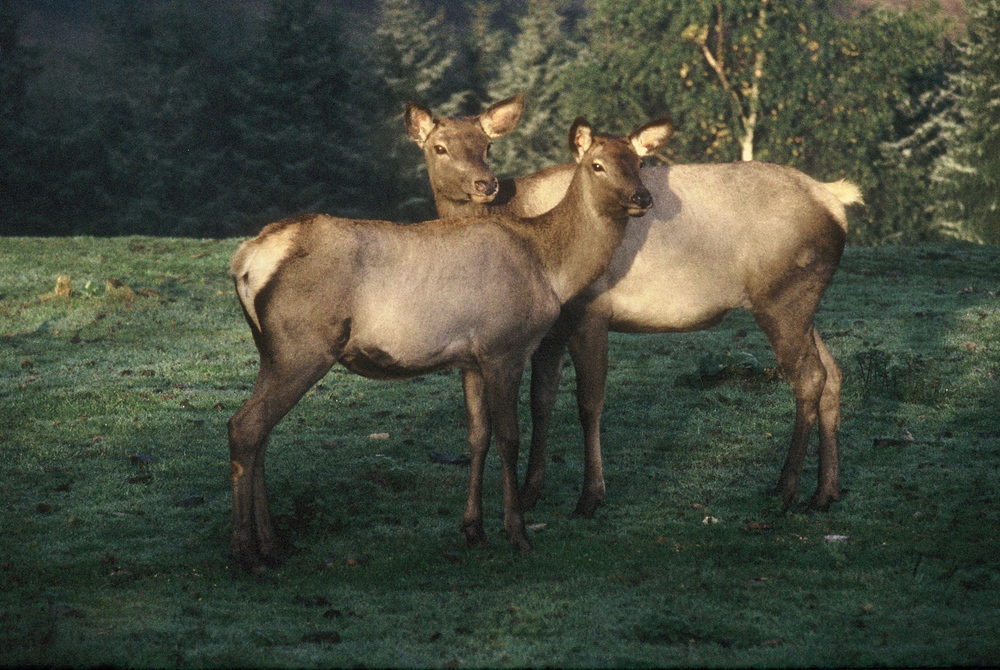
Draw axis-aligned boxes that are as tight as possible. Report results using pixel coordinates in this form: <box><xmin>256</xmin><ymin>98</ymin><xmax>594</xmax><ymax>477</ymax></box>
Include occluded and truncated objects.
<box><xmin>756</xmin><ymin>304</ymin><xmax>828</xmax><ymax>510</ymax></box>
<box><xmin>808</xmin><ymin>331</ymin><xmax>841</xmax><ymax>511</ymax></box>
<box><xmin>228</xmin><ymin>353</ymin><xmax>334</xmax><ymax>571</ymax></box>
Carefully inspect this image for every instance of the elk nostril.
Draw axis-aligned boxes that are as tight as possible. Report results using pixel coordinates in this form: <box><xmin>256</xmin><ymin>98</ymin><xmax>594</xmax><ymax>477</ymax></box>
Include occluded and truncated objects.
<box><xmin>475</xmin><ymin>179</ymin><xmax>498</xmax><ymax>196</ymax></box>
<box><xmin>631</xmin><ymin>189</ymin><xmax>652</xmax><ymax>209</ymax></box>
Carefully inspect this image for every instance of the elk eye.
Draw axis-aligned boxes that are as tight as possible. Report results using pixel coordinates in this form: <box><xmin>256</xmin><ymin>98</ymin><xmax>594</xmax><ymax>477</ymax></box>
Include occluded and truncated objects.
<box><xmin>434</xmin><ymin>145</ymin><xmax>448</xmax><ymax>155</ymax></box>
<box><xmin>592</xmin><ymin>162</ymin><xmax>605</xmax><ymax>172</ymax></box>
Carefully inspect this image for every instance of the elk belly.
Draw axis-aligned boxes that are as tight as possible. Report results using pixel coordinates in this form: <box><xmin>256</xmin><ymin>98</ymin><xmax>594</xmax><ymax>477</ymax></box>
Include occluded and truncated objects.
<box><xmin>336</xmin><ymin>313</ymin><xmax>475</xmax><ymax>381</ymax></box>
<box><xmin>605</xmin><ymin>268</ymin><xmax>746</xmax><ymax>333</ymax></box>
<box><xmin>339</xmin><ymin>350</ymin><xmax>429</xmax><ymax>380</ymax></box>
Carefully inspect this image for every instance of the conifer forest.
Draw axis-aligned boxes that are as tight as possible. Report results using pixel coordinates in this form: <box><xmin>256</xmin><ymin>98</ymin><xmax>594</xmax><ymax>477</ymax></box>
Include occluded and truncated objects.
<box><xmin>1</xmin><ymin>0</ymin><xmax>997</xmax><ymax>244</ymax></box>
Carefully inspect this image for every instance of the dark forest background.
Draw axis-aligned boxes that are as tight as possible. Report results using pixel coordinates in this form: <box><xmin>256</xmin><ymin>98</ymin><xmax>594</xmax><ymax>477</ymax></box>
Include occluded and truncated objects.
<box><xmin>1</xmin><ymin>0</ymin><xmax>997</xmax><ymax>244</ymax></box>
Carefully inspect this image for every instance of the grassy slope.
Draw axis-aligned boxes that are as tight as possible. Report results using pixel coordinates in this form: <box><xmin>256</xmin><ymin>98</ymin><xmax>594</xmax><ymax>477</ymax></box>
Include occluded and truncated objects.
<box><xmin>1</xmin><ymin>237</ymin><xmax>998</xmax><ymax>667</ymax></box>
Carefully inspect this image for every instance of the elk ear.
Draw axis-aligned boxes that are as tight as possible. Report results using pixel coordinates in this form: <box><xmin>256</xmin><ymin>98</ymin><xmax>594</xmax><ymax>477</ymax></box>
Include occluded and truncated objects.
<box><xmin>479</xmin><ymin>94</ymin><xmax>524</xmax><ymax>138</ymax></box>
<box><xmin>405</xmin><ymin>102</ymin><xmax>438</xmax><ymax>147</ymax></box>
<box><xmin>568</xmin><ymin>117</ymin><xmax>593</xmax><ymax>163</ymax></box>
<box><xmin>629</xmin><ymin>117</ymin><xmax>673</xmax><ymax>157</ymax></box>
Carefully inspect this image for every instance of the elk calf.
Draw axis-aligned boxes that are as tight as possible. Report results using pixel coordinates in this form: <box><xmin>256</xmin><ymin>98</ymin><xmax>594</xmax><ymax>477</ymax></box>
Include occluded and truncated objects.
<box><xmin>227</xmin><ymin>116</ymin><xmax>672</xmax><ymax>572</ymax></box>
<box><xmin>406</xmin><ymin>95</ymin><xmax>862</xmax><ymax>518</ymax></box>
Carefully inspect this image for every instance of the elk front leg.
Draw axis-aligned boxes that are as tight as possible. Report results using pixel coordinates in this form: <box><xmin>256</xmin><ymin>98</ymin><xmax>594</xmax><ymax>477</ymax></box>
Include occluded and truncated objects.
<box><xmin>522</xmin><ymin>334</ymin><xmax>568</xmax><ymax>511</ymax></box>
<box><xmin>484</xmin><ymin>360</ymin><xmax>532</xmax><ymax>554</ymax></box>
<box><xmin>461</xmin><ymin>369</ymin><xmax>490</xmax><ymax>546</ymax></box>
<box><xmin>566</xmin><ymin>308</ymin><xmax>610</xmax><ymax>519</ymax></box>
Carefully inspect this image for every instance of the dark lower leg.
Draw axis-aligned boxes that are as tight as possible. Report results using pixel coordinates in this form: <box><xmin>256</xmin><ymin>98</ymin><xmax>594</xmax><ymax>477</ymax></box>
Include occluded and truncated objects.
<box><xmin>228</xmin><ymin>353</ymin><xmax>335</xmax><ymax>571</ymax></box>
<box><xmin>486</xmin><ymin>363</ymin><xmax>532</xmax><ymax>554</ymax></box>
<box><xmin>764</xmin><ymin>327</ymin><xmax>826</xmax><ymax>510</ymax></box>
<box><xmin>461</xmin><ymin>370</ymin><xmax>489</xmax><ymax>546</ymax></box>
<box><xmin>809</xmin><ymin>332</ymin><xmax>842</xmax><ymax>510</ymax></box>
<box><xmin>568</xmin><ymin>319</ymin><xmax>609</xmax><ymax>518</ymax></box>
<box><xmin>523</xmin><ymin>337</ymin><xmax>567</xmax><ymax>510</ymax></box>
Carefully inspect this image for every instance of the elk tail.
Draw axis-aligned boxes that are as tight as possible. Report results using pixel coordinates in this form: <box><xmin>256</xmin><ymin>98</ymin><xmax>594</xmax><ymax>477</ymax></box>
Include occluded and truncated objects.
<box><xmin>824</xmin><ymin>179</ymin><xmax>864</xmax><ymax>208</ymax></box>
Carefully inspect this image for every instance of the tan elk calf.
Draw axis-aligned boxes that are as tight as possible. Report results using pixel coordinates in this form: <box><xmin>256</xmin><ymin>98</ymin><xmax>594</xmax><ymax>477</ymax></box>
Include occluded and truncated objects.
<box><xmin>226</xmin><ymin>116</ymin><xmax>672</xmax><ymax>572</ymax></box>
<box><xmin>406</xmin><ymin>95</ymin><xmax>863</xmax><ymax>518</ymax></box>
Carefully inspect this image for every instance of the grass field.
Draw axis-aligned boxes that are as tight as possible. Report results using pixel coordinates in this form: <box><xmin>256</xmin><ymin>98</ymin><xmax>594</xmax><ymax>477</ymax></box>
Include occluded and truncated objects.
<box><xmin>1</xmin><ymin>236</ymin><xmax>999</xmax><ymax>667</ymax></box>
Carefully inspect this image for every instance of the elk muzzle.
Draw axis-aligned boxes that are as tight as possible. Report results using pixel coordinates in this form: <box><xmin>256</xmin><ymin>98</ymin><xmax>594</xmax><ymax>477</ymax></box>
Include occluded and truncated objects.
<box><xmin>472</xmin><ymin>178</ymin><xmax>499</xmax><ymax>202</ymax></box>
<box><xmin>624</xmin><ymin>187</ymin><xmax>653</xmax><ymax>216</ymax></box>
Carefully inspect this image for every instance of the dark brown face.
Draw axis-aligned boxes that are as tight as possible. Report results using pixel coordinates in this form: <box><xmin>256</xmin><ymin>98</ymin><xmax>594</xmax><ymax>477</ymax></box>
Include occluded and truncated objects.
<box><xmin>406</xmin><ymin>96</ymin><xmax>522</xmax><ymax>209</ymax></box>
<box><xmin>422</xmin><ymin>118</ymin><xmax>499</xmax><ymax>205</ymax></box>
<box><xmin>579</xmin><ymin>136</ymin><xmax>653</xmax><ymax>218</ymax></box>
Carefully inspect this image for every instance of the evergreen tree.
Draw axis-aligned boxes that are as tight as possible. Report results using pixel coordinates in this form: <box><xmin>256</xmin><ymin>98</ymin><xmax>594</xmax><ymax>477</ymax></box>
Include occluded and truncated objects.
<box><xmin>372</xmin><ymin>0</ymin><xmax>459</xmax><ymax>107</ymax></box>
<box><xmin>872</xmin><ymin>44</ymin><xmax>958</xmax><ymax>244</ymax></box>
<box><xmin>810</xmin><ymin>8</ymin><xmax>948</xmax><ymax>244</ymax></box>
<box><xmin>452</xmin><ymin>0</ymin><xmax>509</xmax><ymax>115</ymax></box>
<box><xmin>0</xmin><ymin>0</ymin><xmax>109</xmax><ymax>237</ymax></box>
<box><xmin>80</xmin><ymin>2</ymin><xmax>247</xmax><ymax>236</ymax></box>
<box><xmin>568</xmin><ymin>0</ymin><xmax>732</xmax><ymax>161</ymax></box>
<box><xmin>0</xmin><ymin>0</ymin><xmax>966</xmax><ymax>241</ymax></box>
<box><xmin>931</xmin><ymin>0</ymin><xmax>1000</xmax><ymax>243</ymax></box>
<box><xmin>13</xmin><ymin>44</ymin><xmax>120</xmax><ymax>237</ymax></box>
<box><xmin>366</xmin><ymin>0</ymin><xmax>463</xmax><ymax>220</ymax></box>
<box><xmin>24</xmin><ymin>93</ymin><xmax>117</xmax><ymax>236</ymax></box>
<box><xmin>487</xmin><ymin>0</ymin><xmax>581</xmax><ymax>177</ymax></box>
<box><xmin>231</xmin><ymin>0</ymin><xmax>366</xmax><ymax>233</ymax></box>
<box><xmin>0</xmin><ymin>0</ymin><xmax>25</xmax><ymax>131</ymax></box>
<box><xmin>0</xmin><ymin>0</ymin><xmax>37</xmax><ymax>234</ymax></box>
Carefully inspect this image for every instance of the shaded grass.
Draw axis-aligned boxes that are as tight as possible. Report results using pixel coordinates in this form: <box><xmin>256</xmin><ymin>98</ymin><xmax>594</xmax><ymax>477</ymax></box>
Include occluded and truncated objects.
<box><xmin>1</xmin><ymin>238</ymin><xmax>999</xmax><ymax>667</ymax></box>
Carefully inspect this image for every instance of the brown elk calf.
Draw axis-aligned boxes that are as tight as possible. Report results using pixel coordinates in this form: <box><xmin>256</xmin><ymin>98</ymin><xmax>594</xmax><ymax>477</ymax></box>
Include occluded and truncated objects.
<box><xmin>227</xmin><ymin>116</ymin><xmax>672</xmax><ymax>572</ymax></box>
<box><xmin>406</xmin><ymin>95</ymin><xmax>863</xmax><ymax>518</ymax></box>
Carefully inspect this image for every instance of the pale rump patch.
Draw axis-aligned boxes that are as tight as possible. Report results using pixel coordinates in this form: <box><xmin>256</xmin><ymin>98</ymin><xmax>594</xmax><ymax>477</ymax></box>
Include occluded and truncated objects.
<box><xmin>231</xmin><ymin>461</ymin><xmax>244</xmax><ymax>479</ymax></box>
<box><xmin>229</xmin><ymin>224</ymin><xmax>299</xmax><ymax>331</ymax></box>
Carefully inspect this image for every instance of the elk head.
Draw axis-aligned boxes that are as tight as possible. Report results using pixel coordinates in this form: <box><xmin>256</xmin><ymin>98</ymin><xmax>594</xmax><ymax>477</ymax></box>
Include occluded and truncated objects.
<box><xmin>405</xmin><ymin>94</ymin><xmax>524</xmax><ymax>206</ymax></box>
<box><xmin>568</xmin><ymin>116</ymin><xmax>673</xmax><ymax>218</ymax></box>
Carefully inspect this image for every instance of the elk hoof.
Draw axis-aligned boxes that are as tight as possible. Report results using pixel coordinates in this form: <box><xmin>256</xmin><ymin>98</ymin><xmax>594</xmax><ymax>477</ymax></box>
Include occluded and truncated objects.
<box><xmin>231</xmin><ymin>550</ymin><xmax>276</xmax><ymax>577</ymax></box>
<box><xmin>463</xmin><ymin>523</ymin><xmax>488</xmax><ymax>548</ymax></box>
<box><xmin>806</xmin><ymin>491</ymin><xmax>838</xmax><ymax>513</ymax></box>
<box><xmin>770</xmin><ymin>482</ymin><xmax>799</xmax><ymax>508</ymax></box>
<box><xmin>511</xmin><ymin>536</ymin><xmax>535</xmax><ymax>555</ymax></box>
<box><xmin>570</xmin><ymin>492</ymin><xmax>604</xmax><ymax>519</ymax></box>
<box><xmin>520</xmin><ymin>485</ymin><xmax>543</xmax><ymax>512</ymax></box>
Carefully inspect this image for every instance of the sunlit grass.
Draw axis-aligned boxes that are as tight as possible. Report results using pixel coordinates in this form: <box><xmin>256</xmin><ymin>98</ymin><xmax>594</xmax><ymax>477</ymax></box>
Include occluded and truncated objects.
<box><xmin>2</xmin><ymin>238</ymin><xmax>999</xmax><ymax>667</ymax></box>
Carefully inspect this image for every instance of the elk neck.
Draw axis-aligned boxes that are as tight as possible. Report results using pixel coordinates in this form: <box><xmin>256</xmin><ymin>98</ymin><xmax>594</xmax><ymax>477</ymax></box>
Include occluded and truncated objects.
<box><xmin>509</xmin><ymin>166</ymin><xmax>631</xmax><ymax>305</ymax></box>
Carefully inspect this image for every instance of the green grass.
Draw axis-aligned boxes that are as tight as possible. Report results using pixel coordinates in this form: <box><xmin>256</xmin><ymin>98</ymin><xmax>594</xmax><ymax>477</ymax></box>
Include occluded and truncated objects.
<box><xmin>1</xmin><ymin>237</ymin><xmax>999</xmax><ymax>667</ymax></box>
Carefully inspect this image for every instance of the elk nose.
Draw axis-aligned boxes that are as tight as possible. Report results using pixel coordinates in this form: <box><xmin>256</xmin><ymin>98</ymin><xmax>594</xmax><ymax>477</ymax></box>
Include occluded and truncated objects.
<box><xmin>475</xmin><ymin>178</ymin><xmax>498</xmax><ymax>196</ymax></box>
<box><xmin>630</xmin><ymin>188</ymin><xmax>652</xmax><ymax>210</ymax></box>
